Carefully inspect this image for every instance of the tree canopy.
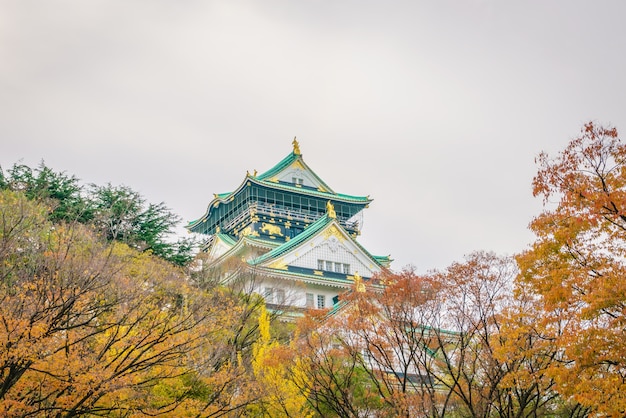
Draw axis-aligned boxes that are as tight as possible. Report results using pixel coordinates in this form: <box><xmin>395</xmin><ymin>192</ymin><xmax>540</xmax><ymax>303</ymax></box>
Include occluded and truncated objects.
<box><xmin>0</xmin><ymin>162</ymin><xmax>195</xmax><ymax>266</ymax></box>
<box><xmin>517</xmin><ymin>122</ymin><xmax>626</xmax><ymax>414</ymax></box>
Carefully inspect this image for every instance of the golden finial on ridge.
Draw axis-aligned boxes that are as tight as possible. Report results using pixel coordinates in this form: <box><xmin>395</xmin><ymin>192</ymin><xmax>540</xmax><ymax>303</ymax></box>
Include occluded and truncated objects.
<box><xmin>292</xmin><ymin>137</ymin><xmax>301</xmax><ymax>155</ymax></box>
<box><xmin>326</xmin><ymin>200</ymin><xmax>336</xmax><ymax>219</ymax></box>
<box><xmin>354</xmin><ymin>272</ymin><xmax>365</xmax><ymax>292</ymax></box>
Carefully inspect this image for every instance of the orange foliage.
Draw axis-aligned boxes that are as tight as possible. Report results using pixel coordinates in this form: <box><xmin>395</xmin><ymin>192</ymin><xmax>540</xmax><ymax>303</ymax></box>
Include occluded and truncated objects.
<box><xmin>518</xmin><ymin>122</ymin><xmax>626</xmax><ymax>415</ymax></box>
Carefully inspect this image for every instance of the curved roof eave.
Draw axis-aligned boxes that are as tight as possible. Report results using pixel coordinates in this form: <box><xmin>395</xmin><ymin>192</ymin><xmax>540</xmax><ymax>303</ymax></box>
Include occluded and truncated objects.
<box><xmin>187</xmin><ymin>175</ymin><xmax>372</xmax><ymax>231</ymax></box>
<box><xmin>186</xmin><ymin>174</ymin><xmax>253</xmax><ymax>230</ymax></box>
<box><xmin>209</xmin><ymin>234</ymin><xmax>276</xmax><ymax>267</ymax></box>
<box><xmin>249</xmin><ymin>266</ymin><xmax>357</xmax><ymax>289</ymax></box>
<box><xmin>248</xmin><ymin>266</ymin><xmax>386</xmax><ymax>291</ymax></box>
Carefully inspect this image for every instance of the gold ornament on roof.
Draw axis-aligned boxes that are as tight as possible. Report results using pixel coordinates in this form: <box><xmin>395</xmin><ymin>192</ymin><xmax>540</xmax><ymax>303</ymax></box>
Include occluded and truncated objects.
<box><xmin>353</xmin><ymin>272</ymin><xmax>365</xmax><ymax>293</ymax></box>
<box><xmin>326</xmin><ymin>201</ymin><xmax>336</xmax><ymax>219</ymax></box>
<box><xmin>292</xmin><ymin>137</ymin><xmax>301</xmax><ymax>155</ymax></box>
<box><xmin>269</xmin><ymin>259</ymin><xmax>288</xmax><ymax>270</ymax></box>
<box><xmin>322</xmin><ymin>224</ymin><xmax>345</xmax><ymax>242</ymax></box>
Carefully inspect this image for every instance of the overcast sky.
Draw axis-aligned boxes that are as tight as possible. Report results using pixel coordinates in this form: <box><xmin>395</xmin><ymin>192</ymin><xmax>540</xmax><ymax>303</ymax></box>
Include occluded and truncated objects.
<box><xmin>2</xmin><ymin>1</ymin><xmax>625</xmax><ymax>272</ymax></box>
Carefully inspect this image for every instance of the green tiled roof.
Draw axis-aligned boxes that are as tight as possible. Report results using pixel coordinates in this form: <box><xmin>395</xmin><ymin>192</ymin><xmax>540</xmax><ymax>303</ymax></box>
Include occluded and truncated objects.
<box><xmin>216</xmin><ymin>233</ymin><xmax>237</xmax><ymax>246</ymax></box>
<box><xmin>256</xmin><ymin>152</ymin><xmax>297</xmax><ymax>181</ymax></box>
<box><xmin>187</xmin><ymin>176</ymin><xmax>371</xmax><ymax>232</ymax></box>
<box><xmin>254</xmin><ymin>178</ymin><xmax>370</xmax><ymax>203</ymax></box>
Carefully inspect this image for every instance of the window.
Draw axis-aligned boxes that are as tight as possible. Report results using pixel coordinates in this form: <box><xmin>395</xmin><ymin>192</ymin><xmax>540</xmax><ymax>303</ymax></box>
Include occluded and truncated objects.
<box><xmin>306</xmin><ymin>293</ymin><xmax>315</xmax><ymax>308</ymax></box>
<box><xmin>317</xmin><ymin>259</ymin><xmax>351</xmax><ymax>274</ymax></box>
<box><xmin>332</xmin><ymin>295</ymin><xmax>339</xmax><ymax>305</ymax></box>
<box><xmin>276</xmin><ymin>289</ymin><xmax>285</xmax><ymax>305</ymax></box>
<box><xmin>264</xmin><ymin>287</ymin><xmax>274</xmax><ymax>303</ymax></box>
<box><xmin>292</xmin><ymin>177</ymin><xmax>304</xmax><ymax>185</ymax></box>
<box><xmin>317</xmin><ymin>294</ymin><xmax>326</xmax><ymax>309</ymax></box>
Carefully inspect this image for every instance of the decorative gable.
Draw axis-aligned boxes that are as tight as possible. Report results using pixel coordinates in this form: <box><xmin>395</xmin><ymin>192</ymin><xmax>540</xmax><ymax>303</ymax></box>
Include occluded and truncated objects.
<box><xmin>274</xmin><ymin>159</ymin><xmax>328</xmax><ymax>190</ymax></box>
<box><xmin>254</xmin><ymin>218</ymin><xmax>382</xmax><ymax>279</ymax></box>
<box><xmin>256</xmin><ymin>139</ymin><xmax>335</xmax><ymax>193</ymax></box>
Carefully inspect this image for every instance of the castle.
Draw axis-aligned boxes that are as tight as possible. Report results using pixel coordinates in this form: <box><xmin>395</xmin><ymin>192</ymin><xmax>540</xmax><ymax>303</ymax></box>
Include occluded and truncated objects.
<box><xmin>187</xmin><ymin>139</ymin><xmax>391</xmax><ymax>311</ymax></box>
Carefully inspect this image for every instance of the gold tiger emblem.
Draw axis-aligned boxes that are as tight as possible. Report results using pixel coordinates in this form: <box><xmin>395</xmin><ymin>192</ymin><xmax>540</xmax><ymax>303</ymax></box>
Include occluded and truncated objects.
<box><xmin>261</xmin><ymin>223</ymin><xmax>283</xmax><ymax>236</ymax></box>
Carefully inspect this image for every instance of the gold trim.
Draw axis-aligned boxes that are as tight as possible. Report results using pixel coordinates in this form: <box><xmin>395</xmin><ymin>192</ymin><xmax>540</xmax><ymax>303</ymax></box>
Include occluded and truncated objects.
<box><xmin>323</xmin><ymin>225</ymin><xmax>345</xmax><ymax>242</ymax></box>
<box><xmin>291</xmin><ymin>160</ymin><xmax>305</xmax><ymax>170</ymax></box>
<box><xmin>269</xmin><ymin>259</ymin><xmax>288</xmax><ymax>270</ymax></box>
<box><xmin>313</xmin><ymin>270</ymin><xmax>324</xmax><ymax>276</ymax></box>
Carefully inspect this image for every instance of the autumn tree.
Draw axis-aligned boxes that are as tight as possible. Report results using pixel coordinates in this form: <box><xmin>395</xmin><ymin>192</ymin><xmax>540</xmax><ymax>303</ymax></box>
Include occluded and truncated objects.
<box><xmin>334</xmin><ymin>271</ymin><xmax>454</xmax><ymax>418</ymax></box>
<box><xmin>436</xmin><ymin>252</ymin><xmax>568</xmax><ymax>418</ymax></box>
<box><xmin>517</xmin><ymin>121</ymin><xmax>626</xmax><ymax>414</ymax></box>
<box><xmin>248</xmin><ymin>306</ymin><xmax>312</xmax><ymax>417</ymax></box>
<box><xmin>292</xmin><ymin>309</ymin><xmax>382</xmax><ymax>418</ymax></box>
<box><xmin>0</xmin><ymin>189</ymin><xmax>260</xmax><ymax>417</ymax></box>
<box><xmin>293</xmin><ymin>252</ymin><xmax>567</xmax><ymax>418</ymax></box>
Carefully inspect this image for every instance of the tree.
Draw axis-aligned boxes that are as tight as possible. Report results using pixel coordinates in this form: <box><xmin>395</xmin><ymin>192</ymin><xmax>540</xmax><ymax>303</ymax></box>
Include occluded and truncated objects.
<box><xmin>336</xmin><ymin>271</ymin><xmax>453</xmax><ymax>418</ymax></box>
<box><xmin>0</xmin><ymin>162</ymin><xmax>196</xmax><ymax>266</ymax></box>
<box><xmin>437</xmin><ymin>252</ymin><xmax>564</xmax><ymax>418</ymax></box>
<box><xmin>293</xmin><ymin>309</ymin><xmax>382</xmax><ymax>418</ymax></box>
<box><xmin>0</xmin><ymin>189</ymin><xmax>229</xmax><ymax>416</ymax></box>
<box><xmin>89</xmin><ymin>184</ymin><xmax>196</xmax><ymax>266</ymax></box>
<box><xmin>296</xmin><ymin>253</ymin><xmax>564</xmax><ymax>418</ymax></box>
<box><xmin>517</xmin><ymin>121</ymin><xmax>626</xmax><ymax>415</ymax></box>
<box><xmin>0</xmin><ymin>162</ymin><xmax>91</xmax><ymax>223</ymax></box>
<box><xmin>249</xmin><ymin>306</ymin><xmax>312</xmax><ymax>417</ymax></box>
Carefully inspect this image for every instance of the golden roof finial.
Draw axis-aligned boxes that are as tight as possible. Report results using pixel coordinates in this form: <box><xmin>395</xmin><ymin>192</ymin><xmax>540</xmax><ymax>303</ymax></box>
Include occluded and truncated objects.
<box><xmin>354</xmin><ymin>272</ymin><xmax>365</xmax><ymax>292</ymax></box>
<box><xmin>326</xmin><ymin>200</ymin><xmax>336</xmax><ymax>219</ymax></box>
<box><xmin>292</xmin><ymin>137</ymin><xmax>301</xmax><ymax>155</ymax></box>
<box><xmin>253</xmin><ymin>169</ymin><xmax>258</xmax><ymax>177</ymax></box>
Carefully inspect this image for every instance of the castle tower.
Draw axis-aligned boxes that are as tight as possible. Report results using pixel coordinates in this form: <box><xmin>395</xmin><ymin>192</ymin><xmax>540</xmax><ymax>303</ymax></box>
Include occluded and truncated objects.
<box><xmin>187</xmin><ymin>140</ymin><xmax>391</xmax><ymax>311</ymax></box>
